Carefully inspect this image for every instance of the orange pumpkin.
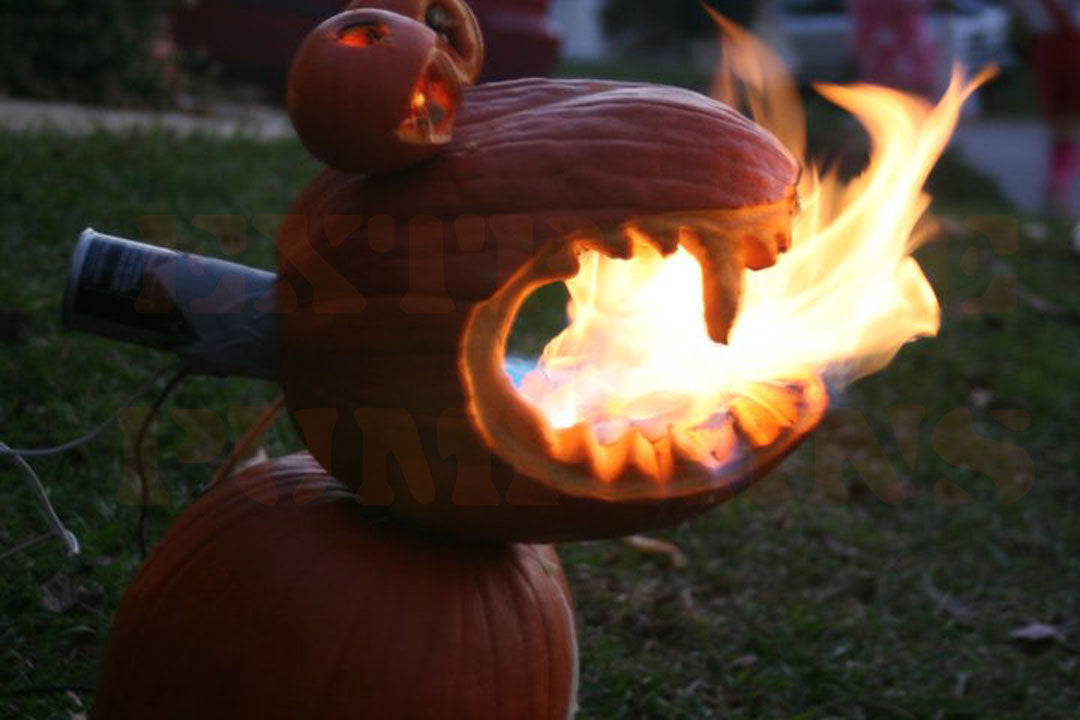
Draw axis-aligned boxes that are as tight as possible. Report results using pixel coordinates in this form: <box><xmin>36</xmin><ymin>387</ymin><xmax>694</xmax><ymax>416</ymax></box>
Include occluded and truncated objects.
<box><xmin>347</xmin><ymin>0</ymin><xmax>485</xmax><ymax>84</ymax></box>
<box><xmin>94</xmin><ymin>454</ymin><xmax>578</xmax><ymax>720</ymax></box>
<box><xmin>287</xmin><ymin>9</ymin><xmax>463</xmax><ymax>174</ymax></box>
<box><xmin>278</xmin><ymin>78</ymin><xmax>817</xmax><ymax>542</ymax></box>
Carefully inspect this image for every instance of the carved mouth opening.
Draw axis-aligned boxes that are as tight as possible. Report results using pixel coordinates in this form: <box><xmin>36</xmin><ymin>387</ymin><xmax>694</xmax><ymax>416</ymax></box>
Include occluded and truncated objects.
<box><xmin>396</xmin><ymin>55</ymin><xmax>459</xmax><ymax>145</ymax></box>
<box><xmin>460</xmin><ymin>225</ymin><xmax>828</xmax><ymax>503</ymax></box>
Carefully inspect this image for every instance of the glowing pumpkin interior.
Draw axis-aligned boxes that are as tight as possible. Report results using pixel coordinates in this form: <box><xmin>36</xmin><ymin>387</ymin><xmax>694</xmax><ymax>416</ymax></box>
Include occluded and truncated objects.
<box><xmin>397</xmin><ymin>61</ymin><xmax>458</xmax><ymax>145</ymax></box>
<box><xmin>460</xmin><ymin>20</ymin><xmax>990</xmax><ymax>503</ymax></box>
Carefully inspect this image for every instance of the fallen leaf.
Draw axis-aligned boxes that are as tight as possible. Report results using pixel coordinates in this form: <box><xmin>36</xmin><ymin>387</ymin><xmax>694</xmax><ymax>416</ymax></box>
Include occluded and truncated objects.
<box><xmin>731</xmin><ymin>654</ymin><xmax>759</xmax><ymax>670</ymax></box>
<box><xmin>623</xmin><ymin>535</ymin><xmax>688</xmax><ymax>568</ymax></box>
<box><xmin>823</xmin><ymin>534</ymin><xmax>860</xmax><ymax>560</ymax></box>
<box><xmin>940</xmin><ymin>597</ymin><xmax>978</xmax><ymax>626</ymax></box>
<box><xmin>41</xmin><ymin>572</ymin><xmax>104</xmax><ymax>615</ymax></box>
<box><xmin>921</xmin><ymin>576</ymin><xmax>978</xmax><ymax>626</ymax></box>
<box><xmin>1009</xmin><ymin>621</ymin><xmax>1066</xmax><ymax>645</ymax></box>
<box><xmin>968</xmin><ymin>388</ymin><xmax>993</xmax><ymax>410</ymax></box>
<box><xmin>233</xmin><ymin>446</ymin><xmax>269</xmax><ymax>476</ymax></box>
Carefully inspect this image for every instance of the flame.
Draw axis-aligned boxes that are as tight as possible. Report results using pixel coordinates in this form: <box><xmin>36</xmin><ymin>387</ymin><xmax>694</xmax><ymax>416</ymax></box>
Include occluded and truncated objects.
<box><xmin>513</xmin><ymin>18</ymin><xmax>991</xmax><ymax>476</ymax></box>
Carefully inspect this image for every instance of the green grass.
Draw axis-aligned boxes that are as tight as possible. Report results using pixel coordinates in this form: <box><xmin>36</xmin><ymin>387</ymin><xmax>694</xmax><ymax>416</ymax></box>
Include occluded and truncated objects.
<box><xmin>1</xmin><ymin>123</ymin><xmax>1078</xmax><ymax>720</ymax></box>
<box><xmin>556</xmin><ymin>57</ymin><xmax>711</xmax><ymax>92</ymax></box>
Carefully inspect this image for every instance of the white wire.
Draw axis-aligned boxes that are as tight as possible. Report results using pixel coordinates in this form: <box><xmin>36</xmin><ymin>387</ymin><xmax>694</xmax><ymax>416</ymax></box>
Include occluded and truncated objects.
<box><xmin>1</xmin><ymin>362</ymin><xmax>179</xmax><ymax>560</ymax></box>
<box><xmin>0</xmin><ymin>363</ymin><xmax>177</xmax><ymax>458</ymax></box>
<box><xmin>2</xmin><ymin>441</ymin><xmax>80</xmax><ymax>556</ymax></box>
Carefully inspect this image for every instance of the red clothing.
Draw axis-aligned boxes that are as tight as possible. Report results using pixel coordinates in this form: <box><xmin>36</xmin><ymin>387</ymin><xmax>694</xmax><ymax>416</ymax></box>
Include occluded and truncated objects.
<box><xmin>849</xmin><ymin>0</ymin><xmax>938</xmax><ymax>97</ymax></box>
<box><xmin>1030</xmin><ymin>0</ymin><xmax>1080</xmax><ymax>120</ymax></box>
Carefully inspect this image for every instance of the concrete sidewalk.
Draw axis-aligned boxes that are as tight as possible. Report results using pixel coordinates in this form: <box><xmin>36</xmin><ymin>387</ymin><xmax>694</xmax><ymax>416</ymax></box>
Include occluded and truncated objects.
<box><xmin>0</xmin><ymin>96</ymin><xmax>294</xmax><ymax>141</ymax></box>
<box><xmin>951</xmin><ymin>119</ymin><xmax>1067</xmax><ymax>214</ymax></box>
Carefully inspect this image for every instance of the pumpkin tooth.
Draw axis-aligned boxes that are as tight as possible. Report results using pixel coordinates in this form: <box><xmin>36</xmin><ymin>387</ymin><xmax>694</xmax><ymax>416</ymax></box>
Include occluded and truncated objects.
<box><xmin>624</xmin><ymin>216</ymin><xmax>681</xmax><ymax>256</ymax></box>
<box><xmin>582</xmin><ymin>226</ymin><xmax>631</xmax><ymax>260</ymax></box>
<box><xmin>676</xmin><ymin>225</ymin><xmax>746</xmax><ymax>344</ymax></box>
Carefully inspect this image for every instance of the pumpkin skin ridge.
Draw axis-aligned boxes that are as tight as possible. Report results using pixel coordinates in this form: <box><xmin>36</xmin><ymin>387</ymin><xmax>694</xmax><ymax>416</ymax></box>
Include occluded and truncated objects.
<box><xmin>303</xmin><ymin>533</ymin><xmax>396</xmax><ymax>719</ymax></box>
<box><xmin>451</xmin><ymin>84</ymin><xmax>796</xmax><ymax>195</ymax></box>
<box><xmin>455</xmin><ymin>80</ymin><xmax>761</xmax><ymax>136</ymax></box>
<box><xmin>96</xmin><ymin>461</ymin><xmax>578</xmax><ymax>719</ymax></box>
<box><xmin>459</xmin><ymin>91</ymin><xmax>777</xmax><ymax>153</ymax></box>
<box><xmin>98</xmin><ymin>492</ymin><xmax>321</xmax><ymax>716</ymax></box>
<box><xmin>507</xmin><ymin>558</ymin><xmax>546</xmax><ymax>720</ymax></box>
<box><xmin>115</xmin><ymin>474</ymin><xmax>308</xmax><ymax>625</ymax></box>
<box><xmin>326</xmin><ymin>82</ymin><xmax>798</xmax><ymax>218</ymax></box>
<box><xmin>475</xmin><ymin>559</ymin><xmax>504</xmax><ymax>719</ymax></box>
<box><xmin>509</xmin><ymin>551</ymin><xmax>554</xmax><ymax>720</ymax></box>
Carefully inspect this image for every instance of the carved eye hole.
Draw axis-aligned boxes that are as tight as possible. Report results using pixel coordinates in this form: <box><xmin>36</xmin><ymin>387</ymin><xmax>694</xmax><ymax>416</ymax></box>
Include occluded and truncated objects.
<box><xmin>338</xmin><ymin>21</ymin><xmax>391</xmax><ymax>47</ymax></box>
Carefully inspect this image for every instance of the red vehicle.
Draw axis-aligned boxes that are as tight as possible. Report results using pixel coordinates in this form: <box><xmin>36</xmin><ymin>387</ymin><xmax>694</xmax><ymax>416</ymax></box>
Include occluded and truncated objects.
<box><xmin>171</xmin><ymin>0</ymin><xmax>560</xmax><ymax>89</ymax></box>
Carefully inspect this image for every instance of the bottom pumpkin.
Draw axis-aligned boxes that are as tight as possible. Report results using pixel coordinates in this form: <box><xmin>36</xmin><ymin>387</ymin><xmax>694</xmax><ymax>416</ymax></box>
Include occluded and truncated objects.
<box><xmin>94</xmin><ymin>453</ymin><xmax>578</xmax><ymax>720</ymax></box>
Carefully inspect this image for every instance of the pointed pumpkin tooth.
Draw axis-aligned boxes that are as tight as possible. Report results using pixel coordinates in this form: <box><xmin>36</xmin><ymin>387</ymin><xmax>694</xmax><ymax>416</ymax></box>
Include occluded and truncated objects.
<box><xmin>730</xmin><ymin>395</ymin><xmax>783</xmax><ymax>447</ymax></box>
<box><xmin>626</xmin><ymin>215</ymin><xmax>680</xmax><ymax>256</ymax></box>
<box><xmin>676</xmin><ymin>226</ymin><xmax>745</xmax><ymax>344</ymax></box>
<box><xmin>595</xmin><ymin>227</ymin><xmax>633</xmax><ymax>259</ymax></box>
<box><xmin>540</xmin><ymin>243</ymin><xmax>581</xmax><ymax>279</ymax></box>
<box><xmin>701</xmin><ymin>249</ymin><xmax>745</xmax><ymax>344</ymax></box>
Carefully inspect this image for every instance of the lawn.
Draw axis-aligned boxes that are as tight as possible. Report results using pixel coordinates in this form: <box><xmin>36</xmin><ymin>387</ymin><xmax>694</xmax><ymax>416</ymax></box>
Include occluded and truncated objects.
<box><xmin>1</xmin><ymin>119</ymin><xmax>1078</xmax><ymax>719</ymax></box>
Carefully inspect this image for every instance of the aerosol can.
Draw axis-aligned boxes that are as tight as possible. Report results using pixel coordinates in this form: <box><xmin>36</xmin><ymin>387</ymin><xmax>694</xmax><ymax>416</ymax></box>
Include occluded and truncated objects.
<box><xmin>62</xmin><ymin>229</ymin><xmax>279</xmax><ymax>380</ymax></box>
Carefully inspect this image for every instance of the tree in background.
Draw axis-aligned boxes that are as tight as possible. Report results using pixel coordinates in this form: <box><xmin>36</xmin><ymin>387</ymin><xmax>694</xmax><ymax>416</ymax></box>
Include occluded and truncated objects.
<box><xmin>0</xmin><ymin>0</ymin><xmax>183</xmax><ymax>106</ymax></box>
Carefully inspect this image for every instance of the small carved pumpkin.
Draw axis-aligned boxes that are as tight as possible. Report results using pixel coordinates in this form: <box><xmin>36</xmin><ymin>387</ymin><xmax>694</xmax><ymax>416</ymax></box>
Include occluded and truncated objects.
<box><xmin>287</xmin><ymin>9</ymin><xmax>463</xmax><ymax>174</ymax></box>
<box><xmin>347</xmin><ymin>0</ymin><xmax>485</xmax><ymax>84</ymax></box>
<box><xmin>94</xmin><ymin>454</ymin><xmax>578</xmax><ymax>720</ymax></box>
<box><xmin>278</xmin><ymin>78</ymin><xmax>820</xmax><ymax>542</ymax></box>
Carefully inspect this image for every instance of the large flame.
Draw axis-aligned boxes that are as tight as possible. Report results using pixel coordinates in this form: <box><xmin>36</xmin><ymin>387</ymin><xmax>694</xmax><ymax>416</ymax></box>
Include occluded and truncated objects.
<box><xmin>512</xmin><ymin>18</ymin><xmax>990</xmax><ymax>478</ymax></box>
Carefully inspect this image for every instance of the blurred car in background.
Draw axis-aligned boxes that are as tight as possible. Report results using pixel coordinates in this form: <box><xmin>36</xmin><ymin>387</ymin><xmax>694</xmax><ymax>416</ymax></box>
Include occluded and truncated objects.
<box><xmin>779</xmin><ymin>0</ymin><xmax>1011</xmax><ymax>87</ymax></box>
<box><xmin>170</xmin><ymin>0</ymin><xmax>560</xmax><ymax>95</ymax></box>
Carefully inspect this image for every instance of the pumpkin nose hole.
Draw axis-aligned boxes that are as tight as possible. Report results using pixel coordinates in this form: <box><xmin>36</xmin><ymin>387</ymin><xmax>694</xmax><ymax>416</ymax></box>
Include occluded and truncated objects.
<box><xmin>425</xmin><ymin>3</ymin><xmax>465</xmax><ymax>56</ymax></box>
<box><xmin>338</xmin><ymin>21</ymin><xmax>391</xmax><ymax>47</ymax></box>
<box><xmin>396</xmin><ymin>58</ymin><xmax>458</xmax><ymax>144</ymax></box>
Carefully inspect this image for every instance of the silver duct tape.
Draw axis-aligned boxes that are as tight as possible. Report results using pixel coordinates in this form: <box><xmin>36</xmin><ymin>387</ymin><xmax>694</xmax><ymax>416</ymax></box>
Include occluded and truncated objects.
<box><xmin>62</xmin><ymin>228</ymin><xmax>280</xmax><ymax>381</ymax></box>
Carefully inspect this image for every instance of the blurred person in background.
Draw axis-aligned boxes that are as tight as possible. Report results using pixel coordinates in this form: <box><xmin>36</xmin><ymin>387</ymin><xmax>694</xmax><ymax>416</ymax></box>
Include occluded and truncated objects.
<box><xmin>849</xmin><ymin>0</ymin><xmax>938</xmax><ymax>97</ymax></box>
<box><xmin>1011</xmin><ymin>0</ymin><xmax>1080</xmax><ymax>222</ymax></box>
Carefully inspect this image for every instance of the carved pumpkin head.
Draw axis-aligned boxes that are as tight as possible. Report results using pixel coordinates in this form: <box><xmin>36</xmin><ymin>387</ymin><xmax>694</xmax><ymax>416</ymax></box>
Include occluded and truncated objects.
<box><xmin>287</xmin><ymin>9</ymin><xmax>463</xmax><ymax>174</ymax></box>
<box><xmin>278</xmin><ymin>78</ymin><xmax>820</xmax><ymax>542</ymax></box>
<box><xmin>347</xmin><ymin>0</ymin><xmax>485</xmax><ymax>84</ymax></box>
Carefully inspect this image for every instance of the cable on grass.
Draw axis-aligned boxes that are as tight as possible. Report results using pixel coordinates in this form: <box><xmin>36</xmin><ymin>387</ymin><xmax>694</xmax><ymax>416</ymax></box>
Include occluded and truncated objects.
<box><xmin>0</xmin><ymin>443</ymin><xmax>80</xmax><ymax>557</ymax></box>
<box><xmin>0</xmin><ymin>363</ymin><xmax>178</xmax><ymax>562</ymax></box>
<box><xmin>0</xmin><ymin>364</ymin><xmax>177</xmax><ymax>458</ymax></box>
<box><xmin>134</xmin><ymin>368</ymin><xmax>188</xmax><ymax>559</ymax></box>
